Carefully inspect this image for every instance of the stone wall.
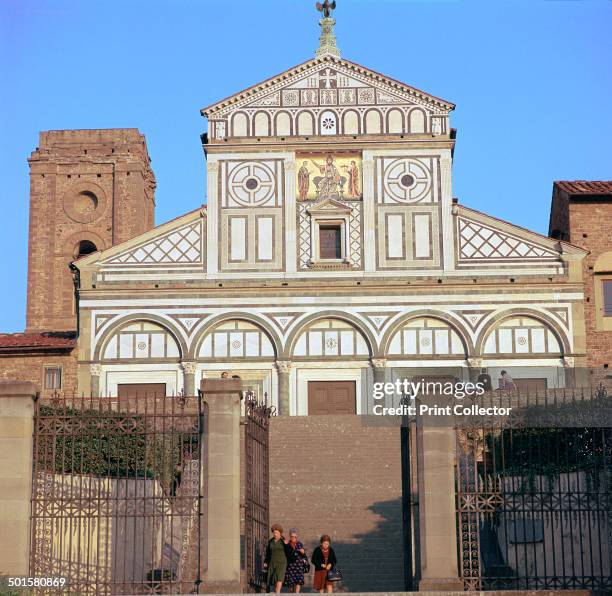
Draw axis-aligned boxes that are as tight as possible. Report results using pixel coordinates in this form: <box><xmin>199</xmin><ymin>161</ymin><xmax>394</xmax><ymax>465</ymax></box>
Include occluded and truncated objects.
<box><xmin>269</xmin><ymin>415</ymin><xmax>405</xmax><ymax>592</ymax></box>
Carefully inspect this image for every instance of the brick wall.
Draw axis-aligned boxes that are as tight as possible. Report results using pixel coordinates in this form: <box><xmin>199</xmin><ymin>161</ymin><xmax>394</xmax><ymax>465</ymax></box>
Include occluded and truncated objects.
<box><xmin>0</xmin><ymin>351</ymin><xmax>77</xmax><ymax>397</ymax></box>
<box><xmin>26</xmin><ymin>129</ymin><xmax>156</xmax><ymax>332</ymax></box>
<box><xmin>568</xmin><ymin>201</ymin><xmax>612</xmax><ymax>383</ymax></box>
<box><xmin>269</xmin><ymin>415</ymin><xmax>405</xmax><ymax>592</ymax></box>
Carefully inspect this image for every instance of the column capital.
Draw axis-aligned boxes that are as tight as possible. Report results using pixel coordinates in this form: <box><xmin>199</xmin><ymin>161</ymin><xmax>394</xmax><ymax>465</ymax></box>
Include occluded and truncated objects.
<box><xmin>371</xmin><ymin>358</ymin><xmax>387</xmax><ymax>369</ymax></box>
<box><xmin>90</xmin><ymin>363</ymin><xmax>102</xmax><ymax>376</ymax></box>
<box><xmin>206</xmin><ymin>161</ymin><xmax>219</xmax><ymax>174</ymax></box>
<box><xmin>181</xmin><ymin>361</ymin><xmax>198</xmax><ymax>375</ymax></box>
<box><xmin>275</xmin><ymin>360</ymin><xmax>292</xmax><ymax>374</ymax></box>
<box><xmin>466</xmin><ymin>357</ymin><xmax>482</xmax><ymax>369</ymax></box>
<box><xmin>285</xmin><ymin>160</ymin><xmax>296</xmax><ymax>173</ymax></box>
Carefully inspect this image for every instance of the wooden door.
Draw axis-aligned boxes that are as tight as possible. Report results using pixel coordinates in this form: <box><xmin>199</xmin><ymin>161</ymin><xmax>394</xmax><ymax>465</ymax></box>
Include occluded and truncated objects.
<box><xmin>117</xmin><ymin>383</ymin><xmax>167</xmax><ymax>399</ymax></box>
<box><xmin>308</xmin><ymin>381</ymin><xmax>356</xmax><ymax>415</ymax></box>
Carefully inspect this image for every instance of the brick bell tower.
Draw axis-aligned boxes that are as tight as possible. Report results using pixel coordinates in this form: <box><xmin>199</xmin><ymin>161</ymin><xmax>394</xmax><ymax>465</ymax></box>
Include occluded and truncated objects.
<box><xmin>26</xmin><ymin>129</ymin><xmax>156</xmax><ymax>332</ymax></box>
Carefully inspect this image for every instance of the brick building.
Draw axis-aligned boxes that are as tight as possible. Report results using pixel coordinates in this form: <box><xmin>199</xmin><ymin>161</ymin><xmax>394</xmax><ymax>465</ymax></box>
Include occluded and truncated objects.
<box><xmin>549</xmin><ymin>181</ymin><xmax>612</xmax><ymax>385</ymax></box>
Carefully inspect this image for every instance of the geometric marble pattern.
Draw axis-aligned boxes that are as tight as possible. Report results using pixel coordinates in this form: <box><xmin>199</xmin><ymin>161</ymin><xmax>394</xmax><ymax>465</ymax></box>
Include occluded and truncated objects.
<box><xmin>104</xmin><ymin>222</ymin><xmax>202</xmax><ymax>265</ymax></box>
<box><xmin>458</xmin><ymin>218</ymin><xmax>557</xmax><ymax>260</ymax></box>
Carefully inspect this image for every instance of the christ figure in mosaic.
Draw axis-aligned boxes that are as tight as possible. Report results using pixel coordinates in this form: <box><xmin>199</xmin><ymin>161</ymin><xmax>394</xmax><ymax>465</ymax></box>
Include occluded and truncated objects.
<box><xmin>311</xmin><ymin>155</ymin><xmax>346</xmax><ymax>200</ymax></box>
<box><xmin>298</xmin><ymin>161</ymin><xmax>311</xmax><ymax>200</ymax></box>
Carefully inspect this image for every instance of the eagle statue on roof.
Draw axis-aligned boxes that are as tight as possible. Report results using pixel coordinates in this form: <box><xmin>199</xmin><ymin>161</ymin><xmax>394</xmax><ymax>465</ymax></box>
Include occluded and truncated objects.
<box><xmin>316</xmin><ymin>0</ymin><xmax>336</xmax><ymax>18</ymax></box>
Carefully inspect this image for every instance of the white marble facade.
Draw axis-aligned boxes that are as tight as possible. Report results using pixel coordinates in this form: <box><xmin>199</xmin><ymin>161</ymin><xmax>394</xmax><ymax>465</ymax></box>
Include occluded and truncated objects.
<box><xmin>77</xmin><ymin>54</ymin><xmax>587</xmax><ymax>413</ymax></box>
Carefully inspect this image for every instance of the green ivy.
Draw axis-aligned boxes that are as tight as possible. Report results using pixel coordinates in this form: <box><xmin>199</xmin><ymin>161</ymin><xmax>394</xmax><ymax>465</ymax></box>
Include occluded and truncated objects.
<box><xmin>36</xmin><ymin>404</ymin><xmax>195</xmax><ymax>492</ymax></box>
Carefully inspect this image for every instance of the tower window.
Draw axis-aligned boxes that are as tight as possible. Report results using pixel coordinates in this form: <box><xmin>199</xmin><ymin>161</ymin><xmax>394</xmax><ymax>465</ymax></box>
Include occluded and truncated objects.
<box><xmin>75</xmin><ymin>240</ymin><xmax>98</xmax><ymax>259</ymax></box>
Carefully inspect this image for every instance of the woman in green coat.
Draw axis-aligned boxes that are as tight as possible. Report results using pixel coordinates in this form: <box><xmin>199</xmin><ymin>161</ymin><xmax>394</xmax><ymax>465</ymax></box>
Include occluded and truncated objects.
<box><xmin>264</xmin><ymin>523</ymin><xmax>293</xmax><ymax>593</ymax></box>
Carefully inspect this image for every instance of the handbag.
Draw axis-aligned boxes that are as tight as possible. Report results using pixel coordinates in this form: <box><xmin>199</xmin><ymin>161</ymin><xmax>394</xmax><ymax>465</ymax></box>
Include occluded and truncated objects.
<box><xmin>301</xmin><ymin>555</ymin><xmax>311</xmax><ymax>574</ymax></box>
<box><xmin>326</xmin><ymin>567</ymin><xmax>342</xmax><ymax>582</ymax></box>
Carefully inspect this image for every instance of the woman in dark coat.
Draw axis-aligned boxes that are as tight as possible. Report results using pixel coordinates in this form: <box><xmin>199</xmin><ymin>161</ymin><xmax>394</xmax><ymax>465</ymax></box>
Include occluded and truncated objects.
<box><xmin>264</xmin><ymin>523</ymin><xmax>293</xmax><ymax>593</ymax></box>
<box><xmin>283</xmin><ymin>528</ymin><xmax>307</xmax><ymax>592</ymax></box>
<box><xmin>311</xmin><ymin>534</ymin><xmax>337</xmax><ymax>593</ymax></box>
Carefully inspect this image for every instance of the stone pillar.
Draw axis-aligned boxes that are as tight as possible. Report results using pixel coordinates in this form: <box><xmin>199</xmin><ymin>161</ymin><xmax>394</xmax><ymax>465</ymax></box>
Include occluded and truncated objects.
<box><xmin>371</xmin><ymin>357</ymin><xmax>387</xmax><ymax>385</ymax></box>
<box><xmin>467</xmin><ymin>357</ymin><xmax>482</xmax><ymax>383</ymax></box>
<box><xmin>199</xmin><ymin>378</ymin><xmax>242</xmax><ymax>593</ymax></box>
<box><xmin>362</xmin><ymin>157</ymin><xmax>376</xmax><ymax>272</ymax></box>
<box><xmin>416</xmin><ymin>397</ymin><xmax>463</xmax><ymax>591</ymax></box>
<box><xmin>284</xmin><ymin>159</ymin><xmax>297</xmax><ymax>274</ymax></box>
<box><xmin>181</xmin><ymin>361</ymin><xmax>197</xmax><ymax>396</ymax></box>
<box><xmin>90</xmin><ymin>363</ymin><xmax>102</xmax><ymax>397</ymax></box>
<box><xmin>0</xmin><ymin>381</ymin><xmax>37</xmax><ymax>575</ymax></box>
<box><xmin>206</xmin><ymin>161</ymin><xmax>219</xmax><ymax>275</ymax></box>
<box><xmin>276</xmin><ymin>360</ymin><xmax>292</xmax><ymax>416</ymax></box>
<box><xmin>440</xmin><ymin>155</ymin><xmax>455</xmax><ymax>271</ymax></box>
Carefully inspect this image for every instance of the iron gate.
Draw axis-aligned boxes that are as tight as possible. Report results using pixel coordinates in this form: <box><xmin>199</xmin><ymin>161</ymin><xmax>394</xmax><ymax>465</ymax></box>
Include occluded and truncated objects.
<box><xmin>456</xmin><ymin>388</ymin><xmax>612</xmax><ymax>591</ymax></box>
<box><xmin>243</xmin><ymin>391</ymin><xmax>274</xmax><ymax>592</ymax></box>
<box><xmin>30</xmin><ymin>393</ymin><xmax>203</xmax><ymax>595</ymax></box>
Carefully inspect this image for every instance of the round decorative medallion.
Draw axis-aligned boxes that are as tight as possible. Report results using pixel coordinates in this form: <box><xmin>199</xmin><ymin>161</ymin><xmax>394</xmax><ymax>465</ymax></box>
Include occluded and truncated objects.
<box><xmin>231</xmin><ymin>340</ymin><xmax>242</xmax><ymax>349</ymax></box>
<box><xmin>137</xmin><ymin>341</ymin><xmax>147</xmax><ymax>351</ymax></box>
<box><xmin>63</xmin><ymin>181</ymin><xmax>107</xmax><ymax>223</ymax></box>
<box><xmin>228</xmin><ymin>162</ymin><xmax>275</xmax><ymax>206</ymax></box>
<box><xmin>420</xmin><ymin>337</ymin><xmax>431</xmax><ymax>347</ymax></box>
<box><xmin>383</xmin><ymin>158</ymin><xmax>431</xmax><ymax>203</ymax></box>
<box><xmin>322</xmin><ymin>117</ymin><xmax>335</xmax><ymax>130</ymax></box>
<box><xmin>517</xmin><ymin>336</ymin><xmax>527</xmax><ymax>345</ymax></box>
<box><xmin>326</xmin><ymin>337</ymin><xmax>338</xmax><ymax>349</ymax></box>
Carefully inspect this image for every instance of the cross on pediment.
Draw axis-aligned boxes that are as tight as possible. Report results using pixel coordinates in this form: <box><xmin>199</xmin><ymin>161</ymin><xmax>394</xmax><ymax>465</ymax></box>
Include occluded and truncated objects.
<box><xmin>318</xmin><ymin>68</ymin><xmax>337</xmax><ymax>89</ymax></box>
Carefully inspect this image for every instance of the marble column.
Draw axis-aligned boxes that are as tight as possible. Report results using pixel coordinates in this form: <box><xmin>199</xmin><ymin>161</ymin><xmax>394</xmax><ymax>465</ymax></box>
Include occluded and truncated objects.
<box><xmin>276</xmin><ymin>360</ymin><xmax>292</xmax><ymax>416</ymax></box>
<box><xmin>90</xmin><ymin>363</ymin><xmax>102</xmax><ymax>397</ymax></box>
<box><xmin>181</xmin><ymin>361</ymin><xmax>198</xmax><ymax>396</ymax></box>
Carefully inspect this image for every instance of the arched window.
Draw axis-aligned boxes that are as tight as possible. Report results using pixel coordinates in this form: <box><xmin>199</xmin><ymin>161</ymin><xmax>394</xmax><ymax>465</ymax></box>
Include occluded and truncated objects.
<box><xmin>198</xmin><ymin>321</ymin><xmax>275</xmax><ymax>359</ymax></box>
<box><xmin>388</xmin><ymin>317</ymin><xmax>466</xmax><ymax>357</ymax></box>
<box><xmin>74</xmin><ymin>240</ymin><xmax>97</xmax><ymax>259</ymax></box>
<box><xmin>293</xmin><ymin>319</ymin><xmax>369</xmax><ymax>358</ymax></box>
<box><xmin>102</xmin><ymin>321</ymin><xmax>181</xmax><ymax>360</ymax></box>
<box><xmin>319</xmin><ymin>110</ymin><xmax>337</xmax><ymax>135</ymax></box>
<box><xmin>482</xmin><ymin>316</ymin><xmax>562</xmax><ymax>356</ymax></box>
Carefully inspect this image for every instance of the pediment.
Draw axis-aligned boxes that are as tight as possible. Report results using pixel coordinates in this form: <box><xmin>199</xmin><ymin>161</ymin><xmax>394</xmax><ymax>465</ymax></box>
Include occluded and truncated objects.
<box><xmin>201</xmin><ymin>55</ymin><xmax>454</xmax><ymax>119</ymax></box>
<box><xmin>306</xmin><ymin>197</ymin><xmax>353</xmax><ymax>215</ymax></box>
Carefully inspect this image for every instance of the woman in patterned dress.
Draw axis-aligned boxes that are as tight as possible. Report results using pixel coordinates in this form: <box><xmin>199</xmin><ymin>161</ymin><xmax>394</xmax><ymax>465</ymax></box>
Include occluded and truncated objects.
<box><xmin>283</xmin><ymin>528</ymin><xmax>307</xmax><ymax>592</ymax></box>
<box><xmin>311</xmin><ymin>534</ymin><xmax>337</xmax><ymax>593</ymax></box>
<box><xmin>264</xmin><ymin>523</ymin><xmax>293</xmax><ymax>593</ymax></box>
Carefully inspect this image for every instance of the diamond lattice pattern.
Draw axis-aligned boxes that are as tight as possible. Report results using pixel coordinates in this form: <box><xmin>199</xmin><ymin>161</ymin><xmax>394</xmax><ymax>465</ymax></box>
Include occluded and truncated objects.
<box><xmin>106</xmin><ymin>222</ymin><xmax>202</xmax><ymax>265</ymax></box>
<box><xmin>458</xmin><ymin>218</ymin><xmax>556</xmax><ymax>260</ymax></box>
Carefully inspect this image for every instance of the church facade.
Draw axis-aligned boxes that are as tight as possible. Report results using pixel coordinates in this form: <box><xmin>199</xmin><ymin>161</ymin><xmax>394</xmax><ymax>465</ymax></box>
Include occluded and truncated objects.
<box><xmin>65</xmin><ymin>21</ymin><xmax>593</xmax><ymax>414</ymax></box>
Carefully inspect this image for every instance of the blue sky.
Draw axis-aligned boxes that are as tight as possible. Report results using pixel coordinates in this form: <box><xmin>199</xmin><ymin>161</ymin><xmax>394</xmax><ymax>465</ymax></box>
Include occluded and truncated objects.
<box><xmin>0</xmin><ymin>0</ymin><xmax>610</xmax><ymax>332</ymax></box>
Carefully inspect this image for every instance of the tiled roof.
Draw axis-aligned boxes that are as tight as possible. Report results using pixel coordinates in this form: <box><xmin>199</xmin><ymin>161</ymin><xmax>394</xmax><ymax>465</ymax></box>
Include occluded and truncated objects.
<box><xmin>555</xmin><ymin>181</ymin><xmax>612</xmax><ymax>195</ymax></box>
<box><xmin>0</xmin><ymin>332</ymin><xmax>76</xmax><ymax>351</ymax></box>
